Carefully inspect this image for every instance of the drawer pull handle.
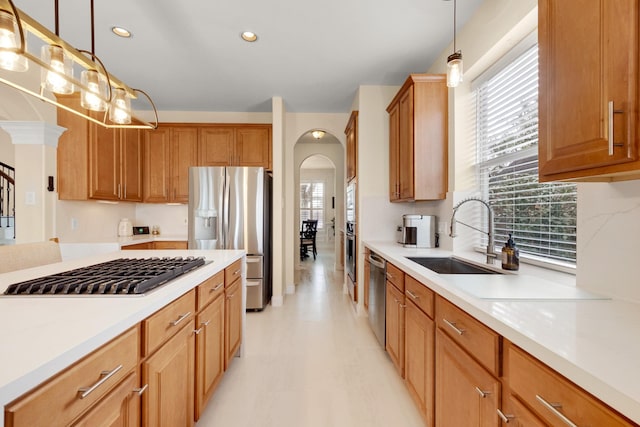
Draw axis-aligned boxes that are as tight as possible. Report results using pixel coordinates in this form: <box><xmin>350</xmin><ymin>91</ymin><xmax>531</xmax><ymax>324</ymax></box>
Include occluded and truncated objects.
<box><xmin>475</xmin><ymin>387</ymin><xmax>490</xmax><ymax>398</ymax></box>
<box><xmin>201</xmin><ymin>320</ymin><xmax>211</xmax><ymax>327</ymax></box>
<box><xmin>227</xmin><ymin>293</ymin><xmax>236</xmax><ymax>300</ymax></box>
<box><xmin>233</xmin><ymin>269</ymin><xmax>241</xmax><ymax>276</ymax></box>
<box><xmin>170</xmin><ymin>312</ymin><xmax>191</xmax><ymax>327</ymax></box>
<box><xmin>443</xmin><ymin>318</ymin><xmax>465</xmax><ymax>335</ymax></box>
<box><xmin>78</xmin><ymin>364</ymin><xmax>123</xmax><ymax>399</ymax></box>
<box><xmin>194</xmin><ymin>327</ymin><xmax>203</xmax><ymax>335</ymax></box>
<box><xmin>133</xmin><ymin>384</ymin><xmax>148</xmax><ymax>396</ymax></box>
<box><xmin>496</xmin><ymin>409</ymin><xmax>513</xmax><ymax>424</ymax></box>
<box><xmin>386</xmin><ymin>273</ymin><xmax>394</xmax><ymax>280</ymax></box>
<box><xmin>210</xmin><ymin>283</ymin><xmax>223</xmax><ymax>292</ymax></box>
<box><xmin>535</xmin><ymin>395</ymin><xmax>578</xmax><ymax>427</ymax></box>
<box><xmin>406</xmin><ymin>290</ymin><xmax>419</xmax><ymax>300</ymax></box>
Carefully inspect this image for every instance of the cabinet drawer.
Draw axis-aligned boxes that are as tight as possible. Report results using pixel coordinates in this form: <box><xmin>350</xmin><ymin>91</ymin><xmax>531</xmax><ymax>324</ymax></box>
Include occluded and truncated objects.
<box><xmin>386</xmin><ymin>262</ymin><xmax>404</xmax><ymax>291</ymax></box>
<box><xmin>153</xmin><ymin>240</ymin><xmax>187</xmax><ymax>249</ymax></box>
<box><xmin>404</xmin><ymin>275</ymin><xmax>434</xmax><ymax>319</ymax></box>
<box><xmin>225</xmin><ymin>259</ymin><xmax>242</xmax><ymax>287</ymax></box>
<box><xmin>197</xmin><ymin>270</ymin><xmax>225</xmax><ymax>311</ymax></box>
<box><xmin>436</xmin><ymin>296</ymin><xmax>500</xmax><ymax>376</ymax></box>
<box><xmin>122</xmin><ymin>242</ymin><xmax>153</xmax><ymax>250</ymax></box>
<box><xmin>507</xmin><ymin>344</ymin><xmax>633</xmax><ymax>427</ymax></box>
<box><xmin>6</xmin><ymin>326</ymin><xmax>139</xmax><ymax>427</ymax></box>
<box><xmin>143</xmin><ymin>290</ymin><xmax>195</xmax><ymax>356</ymax></box>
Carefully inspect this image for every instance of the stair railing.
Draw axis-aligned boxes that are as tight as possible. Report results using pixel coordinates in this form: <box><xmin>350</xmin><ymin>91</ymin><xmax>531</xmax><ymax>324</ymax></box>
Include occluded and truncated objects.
<box><xmin>0</xmin><ymin>162</ymin><xmax>15</xmax><ymax>240</ymax></box>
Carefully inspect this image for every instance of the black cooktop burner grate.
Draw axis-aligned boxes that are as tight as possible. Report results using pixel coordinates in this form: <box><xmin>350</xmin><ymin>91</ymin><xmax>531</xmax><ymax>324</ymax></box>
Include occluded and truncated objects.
<box><xmin>3</xmin><ymin>256</ymin><xmax>206</xmax><ymax>296</ymax></box>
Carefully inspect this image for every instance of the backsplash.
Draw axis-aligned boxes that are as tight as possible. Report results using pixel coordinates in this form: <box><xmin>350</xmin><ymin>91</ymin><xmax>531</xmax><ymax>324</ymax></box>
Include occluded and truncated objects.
<box><xmin>135</xmin><ymin>204</ymin><xmax>188</xmax><ymax>236</ymax></box>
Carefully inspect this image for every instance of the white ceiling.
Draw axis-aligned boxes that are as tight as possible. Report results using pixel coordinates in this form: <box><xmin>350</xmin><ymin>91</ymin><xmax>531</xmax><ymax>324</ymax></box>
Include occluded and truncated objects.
<box><xmin>13</xmin><ymin>0</ymin><xmax>484</xmax><ymax>113</ymax></box>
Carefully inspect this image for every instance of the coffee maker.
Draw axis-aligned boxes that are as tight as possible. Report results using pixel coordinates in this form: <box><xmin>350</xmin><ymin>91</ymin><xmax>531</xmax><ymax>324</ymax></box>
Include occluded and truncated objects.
<box><xmin>397</xmin><ymin>214</ymin><xmax>436</xmax><ymax>248</ymax></box>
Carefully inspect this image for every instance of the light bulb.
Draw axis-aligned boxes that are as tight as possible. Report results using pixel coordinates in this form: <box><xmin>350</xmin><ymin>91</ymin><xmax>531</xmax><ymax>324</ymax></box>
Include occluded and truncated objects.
<box><xmin>447</xmin><ymin>52</ymin><xmax>463</xmax><ymax>88</ymax></box>
<box><xmin>109</xmin><ymin>88</ymin><xmax>131</xmax><ymax>124</ymax></box>
<box><xmin>41</xmin><ymin>45</ymin><xmax>74</xmax><ymax>94</ymax></box>
<box><xmin>0</xmin><ymin>10</ymin><xmax>27</xmax><ymax>72</ymax></box>
<box><xmin>81</xmin><ymin>69</ymin><xmax>108</xmax><ymax>111</ymax></box>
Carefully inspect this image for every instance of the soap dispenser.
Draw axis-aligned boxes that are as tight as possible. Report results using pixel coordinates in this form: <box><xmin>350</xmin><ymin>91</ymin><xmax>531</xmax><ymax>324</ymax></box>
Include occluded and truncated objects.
<box><xmin>501</xmin><ymin>233</ymin><xmax>520</xmax><ymax>271</ymax></box>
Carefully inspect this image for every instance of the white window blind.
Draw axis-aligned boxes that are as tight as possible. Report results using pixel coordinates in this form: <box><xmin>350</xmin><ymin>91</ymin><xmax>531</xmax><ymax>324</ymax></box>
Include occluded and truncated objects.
<box><xmin>300</xmin><ymin>181</ymin><xmax>325</xmax><ymax>229</ymax></box>
<box><xmin>476</xmin><ymin>44</ymin><xmax>577</xmax><ymax>265</ymax></box>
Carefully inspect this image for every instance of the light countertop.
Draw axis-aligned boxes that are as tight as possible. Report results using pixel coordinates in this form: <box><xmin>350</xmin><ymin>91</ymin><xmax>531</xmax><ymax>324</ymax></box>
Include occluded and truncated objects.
<box><xmin>0</xmin><ymin>249</ymin><xmax>244</xmax><ymax>427</ymax></box>
<box><xmin>364</xmin><ymin>241</ymin><xmax>640</xmax><ymax>424</ymax></box>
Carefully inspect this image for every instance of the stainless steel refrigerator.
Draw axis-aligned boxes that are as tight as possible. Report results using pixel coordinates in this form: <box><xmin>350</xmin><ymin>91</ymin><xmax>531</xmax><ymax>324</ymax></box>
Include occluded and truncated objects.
<box><xmin>188</xmin><ymin>167</ymin><xmax>272</xmax><ymax>310</ymax></box>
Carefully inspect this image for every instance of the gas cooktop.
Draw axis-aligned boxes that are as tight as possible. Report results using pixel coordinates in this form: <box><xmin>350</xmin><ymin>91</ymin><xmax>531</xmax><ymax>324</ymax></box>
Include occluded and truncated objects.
<box><xmin>3</xmin><ymin>256</ymin><xmax>207</xmax><ymax>296</ymax></box>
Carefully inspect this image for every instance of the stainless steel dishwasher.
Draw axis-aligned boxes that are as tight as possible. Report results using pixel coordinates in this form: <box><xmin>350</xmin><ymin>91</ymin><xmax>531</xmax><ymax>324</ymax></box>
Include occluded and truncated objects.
<box><xmin>368</xmin><ymin>251</ymin><xmax>386</xmax><ymax>347</ymax></box>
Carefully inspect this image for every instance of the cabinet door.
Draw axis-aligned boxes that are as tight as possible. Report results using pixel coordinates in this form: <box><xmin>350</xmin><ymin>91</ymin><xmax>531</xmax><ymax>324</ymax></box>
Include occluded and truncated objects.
<box><xmin>199</xmin><ymin>127</ymin><xmax>234</xmax><ymax>166</ymax></box>
<box><xmin>436</xmin><ymin>329</ymin><xmax>501</xmax><ymax>427</ymax></box>
<box><xmin>195</xmin><ymin>294</ymin><xmax>225</xmax><ymax>420</ymax></box>
<box><xmin>539</xmin><ymin>0</ymin><xmax>639</xmax><ymax>180</ymax></box>
<box><xmin>142</xmin><ymin>321</ymin><xmax>195</xmax><ymax>427</ymax></box>
<box><xmin>388</xmin><ymin>102</ymin><xmax>400</xmax><ymax>201</ymax></box>
<box><xmin>385</xmin><ymin>282</ymin><xmax>405</xmax><ymax>377</ymax></box>
<box><xmin>235</xmin><ymin>126</ymin><xmax>271</xmax><ymax>168</ymax></box>
<box><xmin>71</xmin><ymin>371</ymin><xmax>141</xmax><ymax>427</ymax></box>
<box><xmin>170</xmin><ymin>127</ymin><xmax>199</xmax><ymax>203</ymax></box>
<box><xmin>57</xmin><ymin>94</ymin><xmax>89</xmax><ymax>200</ymax></box>
<box><xmin>143</xmin><ymin>127</ymin><xmax>171</xmax><ymax>203</ymax></box>
<box><xmin>121</xmin><ymin>128</ymin><xmax>143</xmax><ymax>202</ymax></box>
<box><xmin>89</xmin><ymin>124</ymin><xmax>119</xmax><ymax>201</ymax></box>
<box><xmin>405</xmin><ymin>299</ymin><xmax>435</xmax><ymax>426</ymax></box>
<box><xmin>398</xmin><ymin>86</ymin><xmax>415</xmax><ymax>200</ymax></box>
<box><xmin>224</xmin><ymin>279</ymin><xmax>242</xmax><ymax>369</ymax></box>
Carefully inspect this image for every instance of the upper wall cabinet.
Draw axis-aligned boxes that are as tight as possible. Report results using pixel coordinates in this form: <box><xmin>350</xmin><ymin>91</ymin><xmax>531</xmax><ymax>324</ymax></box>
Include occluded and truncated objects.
<box><xmin>57</xmin><ymin>94</ymin><xmax>142</xmax><ymax>202</ymax></box>
<box><xmin>199</xmin><ymin>125</ymin><xmax>272</xmax><ymax>170</ymax></box>
<box><xmin>387</xmin><ymin>74</ymin><xmax>448</xmax><ymax>202</ymax></box>
<box><xmin>345</xmin><ymin>111</ymin><xmax>358</xmax><ymax>183</ymax></box>
<box><xmin>538</xmin><ymin>0</ymin><xmax>640</xmax><ymax>182</ymax></box>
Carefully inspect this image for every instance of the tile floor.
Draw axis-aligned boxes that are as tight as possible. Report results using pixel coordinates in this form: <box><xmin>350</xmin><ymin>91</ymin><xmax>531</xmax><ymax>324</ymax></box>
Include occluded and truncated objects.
<box><xmin>196</xmin><ymin>242</ymin><xmax>425</xmax><ymax>427</ymax></box>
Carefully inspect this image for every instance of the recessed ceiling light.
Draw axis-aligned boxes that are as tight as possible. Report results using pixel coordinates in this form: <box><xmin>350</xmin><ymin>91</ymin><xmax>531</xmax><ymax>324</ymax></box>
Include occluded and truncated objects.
<box><xmin>111</xmin><ymin>26</ymin><xmax>132</xmax><ymax>38</ymax></box>
<box><xmin>241</xmin><ymin>31</ymin><xmax>258</xmax><ymax>42</ymax></box>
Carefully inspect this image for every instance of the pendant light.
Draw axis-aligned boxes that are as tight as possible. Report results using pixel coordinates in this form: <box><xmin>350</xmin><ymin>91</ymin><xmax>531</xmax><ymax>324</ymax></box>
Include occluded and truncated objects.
<box><xmin>80</xmin><ymin>0</ymin><xmax>109</xmax><ymax>111</ymax></box>
<box><xmin>109</xmin><ymin>87</ymin><xmax>131</xmax><ymax>124</ymax></box>
<box><xmin>0</xmin><ymin>7</ymin><xmax>27</xmax><ymax>71</ymax></box>
<box><xmin>446</xmin><ymin>0</ymin><xmax>463</xmax><ymax>88</ymax></box>
<box><xmin>40</xmin><ymin>0</ymin><xmax>73</xmax><ymax>94</ymax></box>
<box><xmin>312</xmin><ymin>130</ymin><xmax>325</xmax><ymax>139</ymax></box>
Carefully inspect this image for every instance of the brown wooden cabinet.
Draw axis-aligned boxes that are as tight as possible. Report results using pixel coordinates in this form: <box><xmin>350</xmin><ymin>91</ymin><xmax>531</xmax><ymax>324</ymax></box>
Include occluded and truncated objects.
<box><xmin>345</xmin><ymin>111</ymin><xmax>358</xmax><ymax>182</ymax></box>
<box><xmin>498</xmin><ymin>394</ymin><xmax>546</xmax><ymax>427</ymax></box>
<box><xmin>386</xmin><ymin>274</ymin><xmax>405</xmax><ymax>377</ymax></box>
<box><xmin>387</xmin><ymin>74</ymin><xmax>448</xmax><ymax>201</ymax></box>
<box><xmin>538</xmin><ymin>0</ymin><xmax>640</xmax><ymax>182</ymax></box>
<box><xmin>89</xmin><ymin>126</ymin><xmax>143</xmax><ymax>202</ymax></box>
<box><xmin>404</xmin><ymin>298</ymin><xmax>435</xmax><ymax>426</ymax></box>
<box><xmin>224</xmin><ymin>278</ymin><xmax>242</xmax><ymax>369</ymax></box>
<box><xmin>195</xmin><ymin>293</ymin><xmax>225</xmax><ymax>420</ymax></box>
<box><xmin>435</xmin><ymin>329</ymin><xmax>501</xmax><ymax>427</ymax></box>
<box><xmin>5</xmin><ymin>327</ymin><xmax>140</xmax><ymax>427</ymax></box>
<box><xmin>143</xmin><ymin>125</ymin><xmax>197</xmax><ymax>203</ymax></box>
<box><xmin>199</xmin><ymin>125</ymin><xmax>272</xmax><ymax>169</ymax></box>
<box><xmin>141</xmin><ymin>320</ymin><xmax>195</xmax><ymax>427</ymax></box>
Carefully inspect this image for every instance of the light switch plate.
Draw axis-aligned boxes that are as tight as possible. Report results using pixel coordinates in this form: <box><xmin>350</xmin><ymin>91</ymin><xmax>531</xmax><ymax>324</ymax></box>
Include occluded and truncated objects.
<box><xmin>25</xmin><ymin>191</ymin><xmax>36</xmax><ymax>205</ymax></box>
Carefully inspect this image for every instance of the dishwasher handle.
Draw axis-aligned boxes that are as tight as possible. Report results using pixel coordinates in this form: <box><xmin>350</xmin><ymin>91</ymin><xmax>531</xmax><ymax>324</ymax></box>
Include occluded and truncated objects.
<box><xmin>369</xmin><ymin>253</ymin><xmax>386</xmax><ymax>269</ymax></box>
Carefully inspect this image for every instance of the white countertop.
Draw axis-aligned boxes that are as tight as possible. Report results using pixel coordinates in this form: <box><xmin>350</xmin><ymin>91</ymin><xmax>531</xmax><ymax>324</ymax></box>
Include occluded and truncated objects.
<box><xmin>60</xmin><ymin>234</ymin><xmax>187</xmax><ymax>246</ymax></box>
<box><xmin>364</xmin><ymin>241</ymin><xmax>640</xmax><ymax>424</ymax></box>
<box><xmin>0</xmin><ymin>249</ymin><xmax>244</xmax><ymax>427</ymax></box>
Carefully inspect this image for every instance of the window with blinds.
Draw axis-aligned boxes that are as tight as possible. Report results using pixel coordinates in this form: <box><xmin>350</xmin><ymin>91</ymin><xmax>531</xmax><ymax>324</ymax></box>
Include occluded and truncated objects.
<box><xmin>476</xmin><ymin>43</ymin><xmax>577</xmax><ymax>265</ymax></box>
<box><xmin>300</xmin><ymin>181</ymin><xmax>325</xmax><ymax>229</ymax></box>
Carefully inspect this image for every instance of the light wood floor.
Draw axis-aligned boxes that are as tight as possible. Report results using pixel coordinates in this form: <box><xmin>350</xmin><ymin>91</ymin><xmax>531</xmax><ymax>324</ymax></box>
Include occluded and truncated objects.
<box><xmin>196</xmin><ymin>241</ymin><xmax>424</xmax><ymax>427</ymax></box>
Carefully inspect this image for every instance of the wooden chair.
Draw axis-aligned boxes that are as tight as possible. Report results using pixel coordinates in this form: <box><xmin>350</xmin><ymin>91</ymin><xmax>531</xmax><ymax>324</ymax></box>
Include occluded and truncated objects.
<box><xmin>300</xmin><ymin>220</ymin><xmax>318</xmax><ymax>260</ymax></box>
<box><xmin>0</xmin><ymin>240</ymin><xmax>62</xmax><ymax>274</ymax></box>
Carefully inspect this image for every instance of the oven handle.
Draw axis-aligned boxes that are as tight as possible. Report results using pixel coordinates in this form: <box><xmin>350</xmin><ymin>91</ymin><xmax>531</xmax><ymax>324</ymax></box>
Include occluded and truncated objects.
<box><xmin>369</xmin><ymin>253</ymin><xmax>386</xmax><ymax>269</ymax></box>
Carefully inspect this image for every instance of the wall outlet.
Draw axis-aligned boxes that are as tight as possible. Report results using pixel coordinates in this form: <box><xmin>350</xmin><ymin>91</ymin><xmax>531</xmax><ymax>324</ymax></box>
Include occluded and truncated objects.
<box><xmin>438</xmin><ymin>221</ymin><xmax>448</xmax><ymax>234</ymax></box>
<box><xmin>183</xmin><ymin>218</ymin><xmax>188</xmax><ymax>225</ymax></box>
<box><xmin>71</xmin><ymin>218</ymin><xmax>78</xmax><ymax>230</ymax></box>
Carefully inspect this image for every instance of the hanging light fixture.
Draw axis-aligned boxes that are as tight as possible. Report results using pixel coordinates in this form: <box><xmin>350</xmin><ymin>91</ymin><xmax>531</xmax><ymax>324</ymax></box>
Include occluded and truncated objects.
<box><xmin>0</xmin><ymin>6</ymin><xmax>27</xmax><ymax>71</ymax></box>
<box><xmin>446</xmin><ymin>0</ymin><xmax>463</xmax><ymax>88</ymax></box>
<box><xmin>40</xmin><ymin>0</ymin><xmax>73</xmax><ymax>94</ymax></box>
<box><xmin>311</xmin><ymin>130</ymin><xmax>325</xmax><ymax>139</ymax></box>
<box><xmin>0</xmin><ymin>0</ymin><xmax>158</xmax><ymax>129</ymax></box>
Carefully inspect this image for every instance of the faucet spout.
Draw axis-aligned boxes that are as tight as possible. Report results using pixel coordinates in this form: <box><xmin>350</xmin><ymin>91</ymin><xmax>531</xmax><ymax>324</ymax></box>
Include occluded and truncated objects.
<box><xmin>449</xmin><ymin>198</ymin><xmax>497</xmax><ymax>265</ymax></box>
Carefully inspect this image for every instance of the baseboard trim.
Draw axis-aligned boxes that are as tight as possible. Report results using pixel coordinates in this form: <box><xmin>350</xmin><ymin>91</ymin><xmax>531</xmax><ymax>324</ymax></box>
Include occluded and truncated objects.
<box><xmin>271</xmin><ymin>295</ymin><xmax>284</xmax><ymax>307</ymax></box>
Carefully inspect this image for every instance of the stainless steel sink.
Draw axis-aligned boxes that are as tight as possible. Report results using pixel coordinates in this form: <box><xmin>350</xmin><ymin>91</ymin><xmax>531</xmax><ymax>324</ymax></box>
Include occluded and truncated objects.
<box><xmin>406</xmin><ymin>257</ymin><xmax>503</xmax><ymax>275</ymax></box>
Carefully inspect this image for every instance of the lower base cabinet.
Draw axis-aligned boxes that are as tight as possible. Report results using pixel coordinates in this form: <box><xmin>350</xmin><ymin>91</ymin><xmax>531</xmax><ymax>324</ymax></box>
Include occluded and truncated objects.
<box><xmin>435</xmin><ymin>329</ymin><xmax>501</xmax><ymax>427</ymax></box>
<box><xmin>404</xmin><ymin>299</ymin><xmax>434</xmax><ymax>425</ymax></box>
<box><xmin>224</xmin><ymin>278</ymin><xmax>242</xmax><ymax>369</ymax></box>
<box><xmin>71</xmin><ymin>371</ymin><xmax>141</xmax><ymax>427</ymax></box>
<box><xmin>195</xmin><ymin>294</ymin><xmax>225</xmax><ymax>420</ymax></box>
<box><xmin>142</xmin><ymin>321</ymin><xmax>195</xmax><ymax>427</ymax></box>
<box><xmin>386</xmin><ymin>282</ymin><xmax>405</xmax><ymax>377</ymax></box>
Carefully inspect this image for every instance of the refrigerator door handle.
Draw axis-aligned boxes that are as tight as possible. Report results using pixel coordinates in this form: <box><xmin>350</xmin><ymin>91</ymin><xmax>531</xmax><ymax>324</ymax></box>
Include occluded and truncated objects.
<box><xmin>222</xmin><ymin>169</ymin><xmax>230</xmax><ymax>248</ymax></box>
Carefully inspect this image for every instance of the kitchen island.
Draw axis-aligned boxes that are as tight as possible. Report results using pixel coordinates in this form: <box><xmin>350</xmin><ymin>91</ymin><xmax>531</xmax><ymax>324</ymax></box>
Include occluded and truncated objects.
<box><xmin>364</xmin><ymin>241</ymin><xmax>640</xmax><ymax>425</ymax></box>
<box><xmin>0</xmin><ymin>249</ymin><xmax>245</xmax><ymax>427</ymax></box>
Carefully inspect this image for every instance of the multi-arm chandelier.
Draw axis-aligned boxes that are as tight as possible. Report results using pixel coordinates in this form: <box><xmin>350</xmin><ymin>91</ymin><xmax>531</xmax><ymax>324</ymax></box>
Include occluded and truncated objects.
<box><xmin>0</xmin><ymin>0</ymin><xmax>158</xmax><ymax>129</ymax></box>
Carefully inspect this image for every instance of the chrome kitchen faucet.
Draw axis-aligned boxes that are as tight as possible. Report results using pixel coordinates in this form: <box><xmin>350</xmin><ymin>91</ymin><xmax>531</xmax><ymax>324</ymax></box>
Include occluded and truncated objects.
<box><xmin>449</xmin><ymin>198</ymin><xmax>497</xmax><ymax>264</ymax></box>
